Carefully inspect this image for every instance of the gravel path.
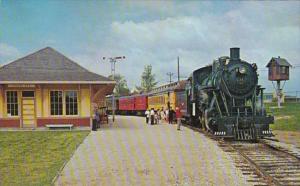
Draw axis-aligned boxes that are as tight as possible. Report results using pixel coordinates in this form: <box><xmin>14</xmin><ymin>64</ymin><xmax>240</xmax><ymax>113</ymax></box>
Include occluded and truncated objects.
<box><xmin>55</xmin><ymin>116</ymin><xmax>251</xmax><ymax>186</ymax></box>
<box><xmin>273</xmin><ymin>130</ymin><xmax>300</xmax><ymax>148</ymax></box>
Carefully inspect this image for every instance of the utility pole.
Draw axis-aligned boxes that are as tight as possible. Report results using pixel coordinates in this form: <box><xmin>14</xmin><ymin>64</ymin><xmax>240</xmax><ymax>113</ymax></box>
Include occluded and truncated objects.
<box><xmin>166</xmin><ymin>72</ymin><xmax>174</xmax><ymax>84</ymax></box>
<box><xmin>177</xmin><ymin>56</ymin><xmax>180</xmax><ymax>82</ymax></box>
<box><xmin>276</xmin><ymin>80</ymin><xmax>281</xmax><ymax>108</ymax></box>
<box><xmin>102</xmin><ymin>56</ymin><xmax>125</xmax><ymax>122</ymax></box>
<box><xmin>166</xmin><ymin>72</ymin><xmax>174</xmax><ymax>112</ymax></box>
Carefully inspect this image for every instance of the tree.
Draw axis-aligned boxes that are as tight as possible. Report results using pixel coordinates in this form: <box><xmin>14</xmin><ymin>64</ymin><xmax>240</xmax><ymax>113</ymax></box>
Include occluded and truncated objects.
<box><xmin>136</xmin><ymin>65</ymin><xmax>158</xmax><ymax>92</ymax></box>
<box><xmin>108</xmin><ymin>74</ymin><xmax>130</xmax><ymax>96</ymax></box>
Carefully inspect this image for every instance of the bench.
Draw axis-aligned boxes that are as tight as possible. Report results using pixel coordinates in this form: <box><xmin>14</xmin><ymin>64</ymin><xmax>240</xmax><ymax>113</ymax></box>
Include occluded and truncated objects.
<box><xmin>46</xmin><ymin>124</ymin><xmax>73</xmax><ymax>130</ymax></box>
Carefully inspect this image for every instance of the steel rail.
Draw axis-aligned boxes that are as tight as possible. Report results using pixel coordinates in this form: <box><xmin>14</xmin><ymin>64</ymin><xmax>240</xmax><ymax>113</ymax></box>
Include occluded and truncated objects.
<box><xmin>183</xmin><ymin>124</ymin><xmax>300</xmax><ymax>186</ymax></box>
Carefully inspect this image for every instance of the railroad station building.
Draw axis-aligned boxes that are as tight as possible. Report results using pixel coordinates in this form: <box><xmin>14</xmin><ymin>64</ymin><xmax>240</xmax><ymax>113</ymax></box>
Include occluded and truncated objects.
<box><xmin>0</xmin><ymin>47</ymin><xmax>115</xmax><ymax>128</ymax></box>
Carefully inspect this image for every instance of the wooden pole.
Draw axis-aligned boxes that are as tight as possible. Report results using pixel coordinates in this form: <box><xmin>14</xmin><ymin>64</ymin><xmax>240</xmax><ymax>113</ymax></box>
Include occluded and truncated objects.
<box><xmin>277</xmin><ymin>80</ymin><xmax>281</xmax><ymax>108</ymax></box>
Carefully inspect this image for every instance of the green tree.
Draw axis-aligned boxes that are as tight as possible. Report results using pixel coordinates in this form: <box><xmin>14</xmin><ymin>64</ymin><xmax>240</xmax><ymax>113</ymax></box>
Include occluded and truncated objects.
<box><xmin>108</xmin><ymin>74</ymin><xmax>130</xmax><ymax>96</ymax></box>
<box><xmin>136</xmin><ymin>65</ymin><xmax>158</xmax><ymax>92</ymax></box>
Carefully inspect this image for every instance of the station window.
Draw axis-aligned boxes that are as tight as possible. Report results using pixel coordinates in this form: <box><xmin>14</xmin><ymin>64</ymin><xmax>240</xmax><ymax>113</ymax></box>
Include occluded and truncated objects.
<box><xmin>22</xmin><ymin>91</ymin><xmax>35</xmax><ymax>97</ymax></box>
<box><xmin>50</xmin><ymin>91</ymin><xmax>63</xmax><ymax>115</ymax></box>
<box><xmin>6</xmin><ymin>91</ymin><xmax>18</xmax><ymax>116</ymax></box>
<box><xmin>65</xmin><ymin>91</ymin><xmax>78</xmax><ymax>115</ymax></box>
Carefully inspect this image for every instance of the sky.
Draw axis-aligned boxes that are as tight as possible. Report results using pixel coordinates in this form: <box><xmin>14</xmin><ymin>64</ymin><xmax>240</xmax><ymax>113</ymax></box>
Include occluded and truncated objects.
<box><xmin>0</xmin><ymin>0</ymin><xmax>299</xmax><ymax>93</ymax></box>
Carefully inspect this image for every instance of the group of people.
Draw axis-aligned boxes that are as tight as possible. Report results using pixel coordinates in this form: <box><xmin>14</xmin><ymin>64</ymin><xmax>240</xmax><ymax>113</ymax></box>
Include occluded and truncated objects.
<box><xmin>144</xmin><ymin>107</ymin><xmax>182</xmax><ymax>129</ymax></box>
<box><xmin>144</xmin><ymin>107</ymin><xmax>174</xmax><ymax>125</ymax></box>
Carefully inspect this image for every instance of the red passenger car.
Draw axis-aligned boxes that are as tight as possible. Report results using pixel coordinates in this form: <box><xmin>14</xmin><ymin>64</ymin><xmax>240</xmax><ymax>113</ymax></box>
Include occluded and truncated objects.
<box><xmin>118</xmin><ymin>94</ymin><xmax>148</xmax><ymax>115</ymax></box>
<box><xmin>134</xmin><ymin>95</ymin><xmax>148</xmax><ymax>112</ymax></box>
<box><xmin>119</xmin><ymin>96</ymin><xmax>135</xmax><ymax>112</ymax></box>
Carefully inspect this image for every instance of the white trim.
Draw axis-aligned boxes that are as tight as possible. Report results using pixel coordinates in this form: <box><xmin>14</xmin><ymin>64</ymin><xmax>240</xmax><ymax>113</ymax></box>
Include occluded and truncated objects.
<box><xmin>0</xmin><ymin>81</ymin><xmax>116</xmax><ymax>84</ymax></box>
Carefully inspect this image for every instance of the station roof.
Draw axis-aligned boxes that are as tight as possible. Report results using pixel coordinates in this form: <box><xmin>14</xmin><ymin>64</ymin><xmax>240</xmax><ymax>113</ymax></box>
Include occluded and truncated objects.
<box><xmin>0</xmin><ymin>47</ymin><xmax>114</xmax><ymax>84</ymax></box>
<box><xmin>266</xmin><ymin>57</ymin><xmax>292</xmax><ymax>67</ymax></box>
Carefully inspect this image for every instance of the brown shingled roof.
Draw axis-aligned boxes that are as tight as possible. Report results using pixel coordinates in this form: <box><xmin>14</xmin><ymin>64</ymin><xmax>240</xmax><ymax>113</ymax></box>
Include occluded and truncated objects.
<box><xmin>0</xmin><ymin>47</ymin><xmax>113</xmax><ymax>84</ymax></box>
<box><xmin>266</xmin><ymin>57</ymin><xmax>292</xmax><ymax>67</ymax></box>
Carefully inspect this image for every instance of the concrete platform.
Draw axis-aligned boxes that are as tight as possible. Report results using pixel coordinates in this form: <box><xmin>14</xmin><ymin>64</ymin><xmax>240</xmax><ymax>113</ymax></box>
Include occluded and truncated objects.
<box><xmin>55</xmin><ymin>116</ymin><xmax>250</xmax><ymax>186</ymax></box>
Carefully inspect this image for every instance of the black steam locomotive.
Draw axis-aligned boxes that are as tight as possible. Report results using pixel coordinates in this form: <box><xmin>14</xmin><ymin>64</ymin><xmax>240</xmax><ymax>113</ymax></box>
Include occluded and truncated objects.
<box><xmin>186</xmin><ymin>48</ymin><xmax>274</xmax><ymax>140</ymax></box>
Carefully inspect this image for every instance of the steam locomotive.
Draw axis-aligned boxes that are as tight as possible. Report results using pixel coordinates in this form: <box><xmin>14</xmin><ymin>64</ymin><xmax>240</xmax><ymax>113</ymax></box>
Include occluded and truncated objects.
<box><xmin>186</xmin><ymin>48</ymin><xmax>274</xmax><ymax>140</ymax></box>
<box><xmin>106</xmin><ymin>47</ymin><xmax>273</xmax><ymax>140</ymax></box>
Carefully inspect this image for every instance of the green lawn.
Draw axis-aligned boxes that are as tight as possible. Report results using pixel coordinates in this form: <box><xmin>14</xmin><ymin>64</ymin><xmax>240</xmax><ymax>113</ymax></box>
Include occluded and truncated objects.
<box><xmin>266</xmin><ymin>102</ymin><xmax>300</xmax><ymax>131</ymax></box>
<box><xmin>0</xmin><ymin>131</ymin><xmax>89</xmax><ymax>186</ymax></box>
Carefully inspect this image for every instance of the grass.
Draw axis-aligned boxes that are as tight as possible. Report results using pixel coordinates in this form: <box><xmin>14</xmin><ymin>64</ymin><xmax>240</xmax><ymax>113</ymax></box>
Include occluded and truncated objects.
<box><xmin>265</xmin><ymin>102</ymin><xmax>300</xmax><ymax>131</ymax></box>
<box><xmin>0</xmin><ymin>131</ymin><xmax>89</xmax><ymax>186</ymax></box>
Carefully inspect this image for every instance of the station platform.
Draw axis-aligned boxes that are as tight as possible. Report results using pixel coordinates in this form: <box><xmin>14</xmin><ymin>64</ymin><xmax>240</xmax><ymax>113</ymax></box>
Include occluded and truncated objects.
<box><xmin>55</xmin><ymin>116</ymin><xmax>250</xmax><ymax>186</ymax></box>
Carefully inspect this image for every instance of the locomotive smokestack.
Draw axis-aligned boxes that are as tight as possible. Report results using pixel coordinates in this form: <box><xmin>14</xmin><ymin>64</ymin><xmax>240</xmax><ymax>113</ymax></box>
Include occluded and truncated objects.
<box><xmin>230</xmin><ymin>47</ymin><xmax>240</xmax><ymax>60</ymax></box>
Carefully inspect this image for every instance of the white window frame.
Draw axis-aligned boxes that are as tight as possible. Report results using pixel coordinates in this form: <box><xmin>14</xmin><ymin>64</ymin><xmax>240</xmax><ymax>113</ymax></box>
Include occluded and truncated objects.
<box><xmin>65</xmin><ymin>90</ymin><xmax>79</xmax><ymax>116</ymax></box>
<box><xmin>50</xmin><ymin>90</ymin><xmax>63</xmax><ymax>116</ymax></box>
<box><xmin>6</xmin><ymin>91</ymin><xmax>19</xmax><ymax>117</ymax></box>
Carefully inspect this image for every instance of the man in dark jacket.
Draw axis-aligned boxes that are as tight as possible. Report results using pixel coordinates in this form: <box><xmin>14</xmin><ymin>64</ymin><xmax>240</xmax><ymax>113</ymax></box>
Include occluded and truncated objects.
<box><xmin>168</xmin><ymin>107</ymin><xmax>172</xmax><ymax>124</ymax></box>
<box><xmin>150</xmin><ymin>108</ymin><xmax>155</xmax><ymax>125</ymax></box>
<box><xmin>92</xmin><ymin>109</ymin><xmax>100</xmax><ymax>131</ymax></box>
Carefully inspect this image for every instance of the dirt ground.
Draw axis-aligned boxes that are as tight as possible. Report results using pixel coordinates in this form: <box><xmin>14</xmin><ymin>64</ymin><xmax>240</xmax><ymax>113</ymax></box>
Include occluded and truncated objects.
<box><xmin>273</xmin><ymin>130</ymin><xmax>300</xmax><ymax>148</ymax></box>
<box><xmin>55</xmin><ymin>116</ymin><xmax>251</xmax><ymax>186</ymax></box>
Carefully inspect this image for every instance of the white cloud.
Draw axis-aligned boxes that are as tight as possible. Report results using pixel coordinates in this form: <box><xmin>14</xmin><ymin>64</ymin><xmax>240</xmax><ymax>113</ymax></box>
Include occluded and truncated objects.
<box><xmin>73</xmin><ymin>1</ymin><xmax>300</xmax><ymax>92</ymax></box>
<box><xmin>0</xmin><ymin>43</ymin><xmax>21</xmax><ymax>59</ymax></box>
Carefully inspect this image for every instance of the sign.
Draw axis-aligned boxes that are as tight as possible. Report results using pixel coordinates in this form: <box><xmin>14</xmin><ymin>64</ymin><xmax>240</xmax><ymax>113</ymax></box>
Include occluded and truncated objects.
<box><xmin>7</xmin><ymin>84</ymin><xmax>35</xmax><ymax>88</ymax></box>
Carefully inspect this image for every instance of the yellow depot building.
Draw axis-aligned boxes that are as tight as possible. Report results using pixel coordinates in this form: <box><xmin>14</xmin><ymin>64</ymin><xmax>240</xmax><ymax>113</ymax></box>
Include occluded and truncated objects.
<box><xmin>0</xmin><ymin>47</ymin><xmax>115</xmax><ymax>129</ymax></box>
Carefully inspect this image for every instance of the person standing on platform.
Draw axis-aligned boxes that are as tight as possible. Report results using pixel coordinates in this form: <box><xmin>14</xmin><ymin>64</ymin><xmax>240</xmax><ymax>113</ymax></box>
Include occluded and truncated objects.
<box><xmin>166</xmin><ymin>109</ymin><xmax>169</xmax><ymax>123</ymax></box>
<box><xmin>169</xmin><ymin>107</ymin><xmax>173</xmax><ymax>124</ymax></box>
<box><xmin>160</xmin><ymin>108</ymin><xmax>165</xmax><ymax>122</ymax></box>
<box><xmin>150</xmin><ymin>108</ymin><xmax>155</xmax><ymax>125</ymax></box>
<box><xmin>92</xmin><ymin>108</ymin><xmax>100</xmax><ymax>131</ymax></box>
<box><xmin>145</xmin><ymin>109</ymin><xmax>150</xmax><ymax>124</ymax></box>
<box><xmin>176</xmin><ymin>107</ymin><xmax>182</xmax><ymax>130</ymax></box>
<box><xmin>155</xmin><ymin>110</ymin><xmax>159</xmax><ymax>124</ymax></box>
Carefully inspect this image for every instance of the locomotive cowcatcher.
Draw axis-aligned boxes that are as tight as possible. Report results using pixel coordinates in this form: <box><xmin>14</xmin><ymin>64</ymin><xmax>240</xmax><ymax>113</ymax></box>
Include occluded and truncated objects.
<box><xmin>186</xmin><ymin>48</ymin><xmax>274</xmax><ymax>140</ymax></box>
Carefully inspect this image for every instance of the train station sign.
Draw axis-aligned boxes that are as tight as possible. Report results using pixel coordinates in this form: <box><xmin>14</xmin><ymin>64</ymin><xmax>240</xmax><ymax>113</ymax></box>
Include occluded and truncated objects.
<box><xmin>7</xmin><ymin>84</ymin><xmax>36</xmax><ymax>88</ymax></box>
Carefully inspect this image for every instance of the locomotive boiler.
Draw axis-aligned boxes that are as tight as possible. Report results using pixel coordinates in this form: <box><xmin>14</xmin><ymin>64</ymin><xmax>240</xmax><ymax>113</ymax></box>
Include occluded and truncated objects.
<box><xmin>186</xmin><ymin>48</ymin><xmax>274</xmax><ymax>140</ymax></box>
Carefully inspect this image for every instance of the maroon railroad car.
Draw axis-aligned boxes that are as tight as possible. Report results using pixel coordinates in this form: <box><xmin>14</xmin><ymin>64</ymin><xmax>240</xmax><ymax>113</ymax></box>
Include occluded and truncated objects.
<box><xmin>174</xmin><ymin>80</ymin><xmax>188</xmax><ymax>118</ymax></box>
<box><xmin>134</xmin><ymin>95</ymin><xmax>148</xmax><ymax>112</ymax></box>
<box><xmin>175</xmin><ymin>90</ymin><xmax>187</xmax><ymax>117</ymax></box>
<box><xmin>119</xmin><ymin>96</ymin><xmax>135</xmax><ymax>112</ymax></box>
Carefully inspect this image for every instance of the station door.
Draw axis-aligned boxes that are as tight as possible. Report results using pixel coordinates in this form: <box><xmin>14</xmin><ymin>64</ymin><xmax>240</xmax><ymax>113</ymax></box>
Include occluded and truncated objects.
<box><xmin>22</xmin><ymin>91</ymin><xmax>35</xmax><ymax>128</ymax></box>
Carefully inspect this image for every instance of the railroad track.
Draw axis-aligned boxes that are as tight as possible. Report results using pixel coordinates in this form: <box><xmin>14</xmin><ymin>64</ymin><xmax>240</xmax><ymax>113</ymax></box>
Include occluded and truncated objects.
<box><xmin>228</xmin><ymin>141</ymin><xmax>300</xmax><ymax>186</ymax></box>
<box><xmin>184</xmin><ymin>124</ymin><xmax>300</xmax><ymax>186</ymax></box>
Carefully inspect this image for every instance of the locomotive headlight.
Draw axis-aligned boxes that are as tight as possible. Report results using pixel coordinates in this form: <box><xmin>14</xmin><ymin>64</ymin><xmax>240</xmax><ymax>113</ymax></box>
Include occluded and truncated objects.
<box><xmin>239</xmin><ymin>67</ymin><xmax>247</xmax><ymax>74</ymax></box>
